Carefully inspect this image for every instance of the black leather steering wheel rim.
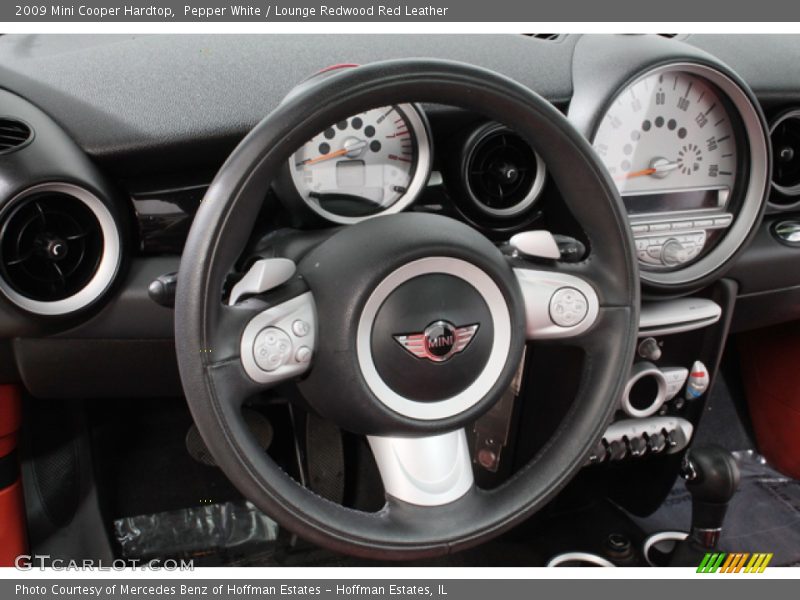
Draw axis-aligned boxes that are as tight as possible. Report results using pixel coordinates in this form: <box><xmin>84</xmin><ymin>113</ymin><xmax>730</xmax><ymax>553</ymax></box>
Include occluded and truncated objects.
<box><xmin>175</xmin><ymin>59</ymin><xmax>639</xmax><ymax>560</ymax></box>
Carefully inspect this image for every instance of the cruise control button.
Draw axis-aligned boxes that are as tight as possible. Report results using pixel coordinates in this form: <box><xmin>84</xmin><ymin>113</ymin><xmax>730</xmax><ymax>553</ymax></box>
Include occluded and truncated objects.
<box><xmin>549</xmin><ymin>287</ymin><xmax>589</xmax><ymax>327</ymax></box>
<box><xmin>295</xmin><ymin>346</ymin><xmax>312</xmax><ymax>363</ymax></box>
<box><xmin>292</xmin><ymin>319</ymin><xmax>311</xmax><ymax>337</ymax></box>
<box><xmin>253</xmin><ymin>327</ymin><xmax>293</xmax><ymax>372</ymax></box>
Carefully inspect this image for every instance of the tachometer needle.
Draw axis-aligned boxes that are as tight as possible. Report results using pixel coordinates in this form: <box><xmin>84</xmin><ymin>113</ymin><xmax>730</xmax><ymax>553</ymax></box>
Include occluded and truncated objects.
<box><xmin>298</xmin><ymin>139</ymin><xmax>368</xmax><ymax>167</ymax></box>
<box><xmin>617</xmin><ymin>157</ymin><xmax>679</xmax><ymax>181</ymax></box>
<box><xmin>302</xmin><ymin>148</ymin><xmax>350</xmax><ymax>166</ymax></box>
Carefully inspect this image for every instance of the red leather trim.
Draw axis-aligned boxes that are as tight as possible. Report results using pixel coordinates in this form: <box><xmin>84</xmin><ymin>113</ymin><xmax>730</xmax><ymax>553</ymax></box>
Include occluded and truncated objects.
<box><xmin>739</xmin><ymin>321</ymin><xmax>800</xmax><ymax>479</ymax></box>
<box><xmin>0</xmin><ymin>385</ymin><xmax>21</xmax><ymax>457</ymax></box>
<box><xmin>0</xmin><ymin>480</ymin><xmax>27</xmax><ymax>566</ymax></box>
<box><xmin>0</xmin><ymin>385</ymin><xmax>27</xmax><ymax>563</ymax></box>
<box><xmin>0</xmin><ymin>385</ymin><xmax>21</xmax><ymax>448</ymax></box>
<box><xmin>317</xmin><ymin>63</ymin><xmax>359</xmax><ymax>75</ymax></box>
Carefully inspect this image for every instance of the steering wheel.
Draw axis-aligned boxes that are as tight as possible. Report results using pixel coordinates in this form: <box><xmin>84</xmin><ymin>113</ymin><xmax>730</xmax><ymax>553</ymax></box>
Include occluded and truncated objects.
<box><xmin>175</xmin><ymin>59</ymin><xmax>639</xmax><ymax>560</ymax></box>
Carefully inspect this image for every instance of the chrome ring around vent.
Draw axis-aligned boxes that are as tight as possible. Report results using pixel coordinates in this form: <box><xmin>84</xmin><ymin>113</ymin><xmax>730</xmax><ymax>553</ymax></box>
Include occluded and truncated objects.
<box><xmin>769</xmin><ymin>108</ymin><xmax>800</xmax><ymax>209</ymax></box>
<box><xmin>547</xmin><ymin>552</ymin><xmax>616</xmax><ymax>567</ymax></box>
<box><xmin>643</xmin><ymin>531</ymin><xmax>689</xmax><ymax>567</ymax></box>
<box><xmin>0</xmin><ymin>182</ymin><xmax>121</xmax><ymax>316</ymax></box>
<box><xmin>464</xmin><ymin>124</ymin><xmax>547</xmax><ymax>219</ymax></box>
<box><xmin>621</xmin><ymin>362</ymin><xmax>668</xmax><ymax>418</ymax></box>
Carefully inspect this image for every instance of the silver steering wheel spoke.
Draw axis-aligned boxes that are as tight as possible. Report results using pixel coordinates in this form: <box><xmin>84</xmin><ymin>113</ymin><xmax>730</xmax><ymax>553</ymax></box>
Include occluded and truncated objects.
<box><xmin>367</xmin><ymin>429</ymin><xmax>474</xmax><ymax>507</ymax></box>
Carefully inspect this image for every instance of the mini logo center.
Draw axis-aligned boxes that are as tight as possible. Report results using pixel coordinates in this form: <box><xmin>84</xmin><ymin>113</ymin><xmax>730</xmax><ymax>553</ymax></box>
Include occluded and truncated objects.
<box><xmin>425</xmin><ymin>321</ymin><xmax>456</xmax><ymax>358</ymax></box>
<box><xmin>394</xmin><ymin>320</ymin><xmax>479</xmax><ymax>363</ymax></box>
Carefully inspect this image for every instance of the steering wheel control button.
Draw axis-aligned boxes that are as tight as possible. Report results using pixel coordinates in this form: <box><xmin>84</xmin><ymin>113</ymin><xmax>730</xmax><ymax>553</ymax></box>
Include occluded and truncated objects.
<box><xmin>239</xmin><ymin>292</ymin><xmax>317</xmax><ymax>385</ymax></box>
<box><xmin>295</xmin><ymin>346</ymin><xmax>312</xmax><ymax>364</ymax></box>
<box><xmin>253</xmin><ymin>327</ymin><xmax>293</xmax><ymax>372</ymax></box>
<box><xmin>549</xmin><ymin>287</ymin><xmax>589</xmax><ymax>328</ymax></box>
<box><xmin>292</xmin><ymin>319</ymin><xmax>311</xmax><ymax>337</ymax></box>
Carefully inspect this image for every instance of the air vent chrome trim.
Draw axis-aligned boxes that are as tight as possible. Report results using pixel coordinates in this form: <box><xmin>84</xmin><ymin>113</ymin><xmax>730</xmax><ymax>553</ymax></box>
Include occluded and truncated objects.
<box><xmin>768</xmin><ymin>108</ymin><xmax>800</xmax><ymax>209</ymax></box>
<box><xmin>0</xmin><ymin>182</ymin><xmax>121</xmax><ymax>316</ymax></box>
<box><xmin>464</xmin><ymin>125</ymin><xmax>546</xmax><ymax>219</ymax></box>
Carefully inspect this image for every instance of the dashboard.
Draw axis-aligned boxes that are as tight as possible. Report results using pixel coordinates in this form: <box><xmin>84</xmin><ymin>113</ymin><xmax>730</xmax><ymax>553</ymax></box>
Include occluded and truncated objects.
<box><xmin>0</xmin><ymin>33</ymin><xmax>798</xmax><ymax>398</ymax></box>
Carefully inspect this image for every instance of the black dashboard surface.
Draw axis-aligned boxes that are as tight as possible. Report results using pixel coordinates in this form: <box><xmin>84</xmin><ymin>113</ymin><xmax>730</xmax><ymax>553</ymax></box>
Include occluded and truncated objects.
<box><xmin>0</xmin><ymin>34</ymin><xmax>578</xmax><ymax>174</ymax></box>
<box><xmin>0</xmin><ymin>34</ymin><xmax>797</xmax><ymax>176</ymax></box>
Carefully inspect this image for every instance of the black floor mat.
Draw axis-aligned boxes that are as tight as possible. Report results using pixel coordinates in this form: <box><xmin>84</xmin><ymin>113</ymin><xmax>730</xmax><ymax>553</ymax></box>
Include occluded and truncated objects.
<box><xmin>92</xmin><ymin>398</ymin><xmax>245</xmax><ymax>518</ymax></box>
<box><xmin>631</xmin><ymin>451</ymin><xmax>800</xmax><ymax>566</ymax></box>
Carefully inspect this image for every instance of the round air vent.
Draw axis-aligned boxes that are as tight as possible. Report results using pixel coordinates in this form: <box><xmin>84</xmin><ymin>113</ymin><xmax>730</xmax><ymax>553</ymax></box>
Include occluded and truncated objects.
<box><xmin>769</xmin><ymin>109</ymin><xmax>800</xmax><ymax>205</ymax></box>
<box><xmin>0</xmin><ymin>183</ymin><xmax>120</xmax><ymax>316</ymax></box>
<box><xmin>0</xmin><ymin>118</ymin><xmax>33</xmax><ymax>154</ymax></box>
<box><xmin>463</xmin><ymin>124</ymin><xmax>546</xmax><ymax>218</ymax></box>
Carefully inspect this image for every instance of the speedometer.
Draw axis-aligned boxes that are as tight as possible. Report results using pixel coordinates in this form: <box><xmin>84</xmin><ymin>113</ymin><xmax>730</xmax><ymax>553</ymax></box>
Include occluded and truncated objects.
<box><xmin>590</xmin><ymin>63</ymin><xmax>770</xmax><ymax>280</ymax></box>
<box><xmin>594</xmin><ymin>68</ymin><xmax>739</xmax><ymax>215</ymax></box>
<box><xmin>288</xmin><ymin>104</ymin><xmax>431</xmax><ymax>225</ymax></box>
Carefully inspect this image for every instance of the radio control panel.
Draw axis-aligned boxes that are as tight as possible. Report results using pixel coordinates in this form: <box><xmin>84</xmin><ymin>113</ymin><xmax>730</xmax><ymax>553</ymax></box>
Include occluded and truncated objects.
<box><xmin>630</xmin><ymin>212</ymin><xmax>733</xmax><ymax>268</ymax></box>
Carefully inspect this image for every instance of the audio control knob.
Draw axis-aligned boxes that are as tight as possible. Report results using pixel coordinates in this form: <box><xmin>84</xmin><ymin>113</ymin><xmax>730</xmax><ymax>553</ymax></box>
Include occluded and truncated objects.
<box><xmin>661</xmin><ymin>238</ymin><xmax>690</xmax><ymax>267</ymax></box>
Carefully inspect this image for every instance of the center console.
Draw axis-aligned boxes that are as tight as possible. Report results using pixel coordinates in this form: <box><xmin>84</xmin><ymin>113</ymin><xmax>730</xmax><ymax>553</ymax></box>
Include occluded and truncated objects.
<box><xmin>585</xmin><ymin>296</ymin><xmax>724</xmax><ymax>468</ymax></box>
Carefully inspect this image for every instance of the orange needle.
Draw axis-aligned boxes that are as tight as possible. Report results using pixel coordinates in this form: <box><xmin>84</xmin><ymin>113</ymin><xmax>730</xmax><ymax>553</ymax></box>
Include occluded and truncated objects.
<box><xmin>617</xmin><ymin>167</ymin><xmax>656</xmax><ymax>181</ymax></box>
<box><xmin>304</xmin><ymin>147</ymin><xmax>350</xmax><ymax>166</ymax></box>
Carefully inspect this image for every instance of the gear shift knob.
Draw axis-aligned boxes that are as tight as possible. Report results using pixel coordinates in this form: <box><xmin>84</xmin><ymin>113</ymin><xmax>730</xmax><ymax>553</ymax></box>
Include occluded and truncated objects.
<box><xmin>681</xmin><ymin>445</ymin><xmax>740</xmax><ymax>547</ymax></box>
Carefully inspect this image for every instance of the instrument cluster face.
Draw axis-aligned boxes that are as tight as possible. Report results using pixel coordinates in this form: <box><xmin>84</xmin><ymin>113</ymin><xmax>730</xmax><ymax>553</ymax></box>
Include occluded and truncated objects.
<box><xmin>590</xmin><ymin>63</ymin><xmax>767</xmax><ymax>277</ymax></box>
<box><xmin>593</xmin><ymin>68</ymin><xmax>741</xmax><ymax>218</ymax></box>
<box><xmin>288</xmin><ymin>104</ymin><xmax>432</xmax><ymax>225</ymax></box>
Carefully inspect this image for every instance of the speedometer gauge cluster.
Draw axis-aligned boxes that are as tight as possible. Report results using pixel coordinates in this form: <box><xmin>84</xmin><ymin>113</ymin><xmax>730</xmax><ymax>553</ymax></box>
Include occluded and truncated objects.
<box><xmin>595</xmin><ymin>70</ymin><xmax>738</xmax><ymax>204</ymax></box>
<box><xmin>287</xmin><ymin>103</ymin><xmax>431</xmax><ymax>225</ymax></box>
<box><xmin>590</xmin><ymin>62</ymin><xmax>769</xmax><ymax>286</ymax></box>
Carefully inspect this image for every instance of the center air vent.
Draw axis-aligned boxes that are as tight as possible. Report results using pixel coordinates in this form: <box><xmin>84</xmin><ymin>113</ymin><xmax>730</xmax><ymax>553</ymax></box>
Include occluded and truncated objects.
<box><xmin>0</xmin><ymin>183</ymin><xmax>121</xmax><ymax>315</ymax></box>
<box><xmin>769</xmin><ymin>109</ymin><xmax>800</xmax><ymax>205</ymax></box>
<box><xmin>0</xmin><ymin>118</ymin><xmax>33</xmax><ymax>154</ymax></box>
<box><xmin>463</xmin><ymin>124</ymin><xmax>546</xmax><ymax>219</ymax></box>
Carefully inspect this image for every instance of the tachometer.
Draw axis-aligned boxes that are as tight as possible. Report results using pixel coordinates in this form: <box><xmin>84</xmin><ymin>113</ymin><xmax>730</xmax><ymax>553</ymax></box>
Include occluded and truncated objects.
<box><xmin>289</xmin><ymin>104</ymin><xmax>431</xmax><ymax>225</ymax></box>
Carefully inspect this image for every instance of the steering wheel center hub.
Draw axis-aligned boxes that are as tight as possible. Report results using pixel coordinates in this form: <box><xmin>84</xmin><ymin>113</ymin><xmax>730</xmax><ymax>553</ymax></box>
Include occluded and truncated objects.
<box><xmin>296</xmin><ymin>213</ymin><xmax>525</xmax><ymax>433</ymax></box>
<box><xmin>363</xmin><ymin>260</ymin><xmax>502</xmax><ymax>413</ymax></box>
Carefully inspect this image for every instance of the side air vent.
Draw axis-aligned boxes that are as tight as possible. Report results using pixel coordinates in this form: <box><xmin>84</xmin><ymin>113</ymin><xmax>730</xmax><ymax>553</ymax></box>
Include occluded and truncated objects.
<box><xmin>0</xmin><ymin>183</ymin><xmax>121</xmax><ymax>315</ymax></box>
<box><xmin>463</xmin><ymin>124</ymin><xmax>546</xmax><ymax>219</ymax></box>
<box><xmin>769</xmin><ymin>109</ymin><xmax>800</xmax><ymax>205</ymax></box>
<box><xmin>0</xmin><ymin>118</ymin><xmax>33</xmax><ymax>153</ymax></box>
